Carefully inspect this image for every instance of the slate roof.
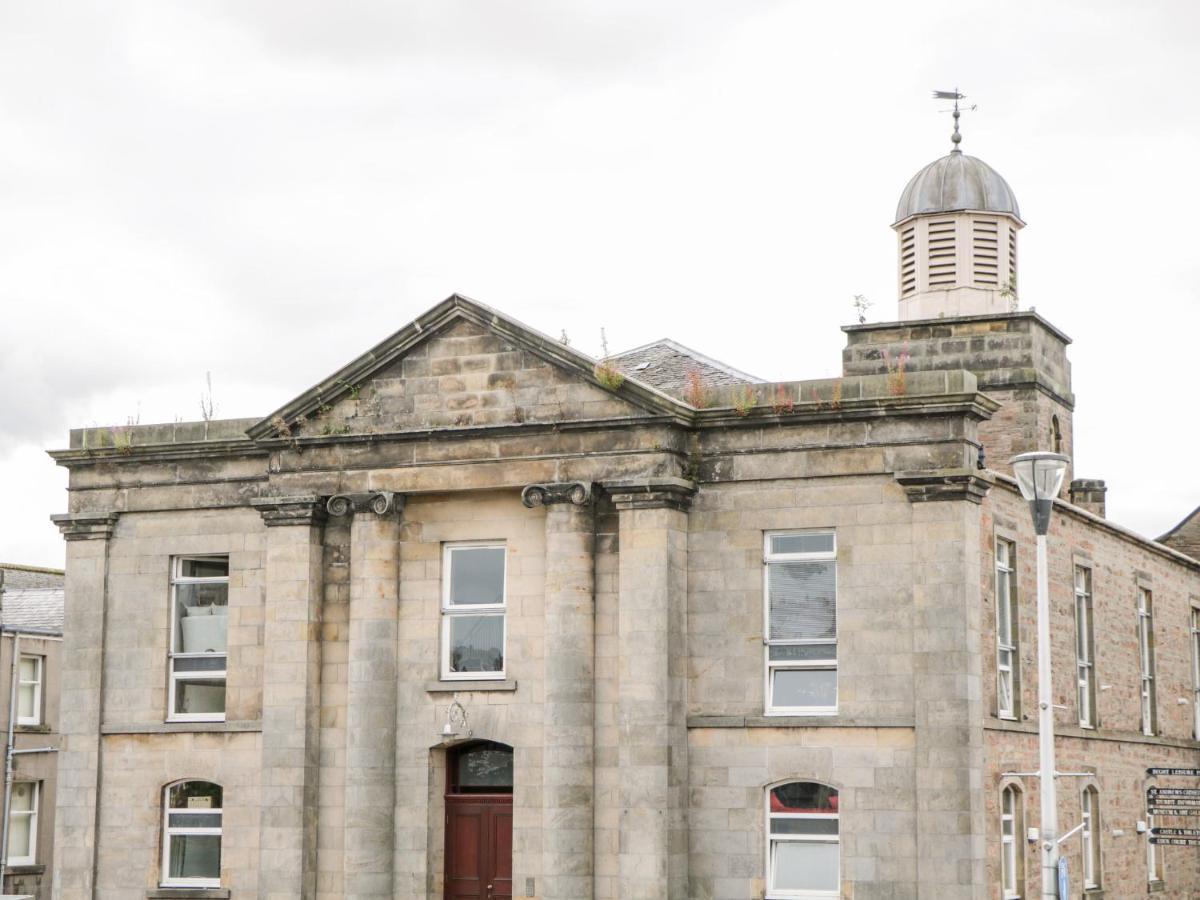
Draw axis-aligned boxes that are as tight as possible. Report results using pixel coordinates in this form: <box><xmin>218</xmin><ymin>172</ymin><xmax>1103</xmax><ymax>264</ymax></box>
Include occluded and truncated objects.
<box><xmin>0</xmin><ymin>588</ymin><xmax>64</xmax><ymax>634</ymax></box>
<box><xmin>608</xmin><ymin>338</ymin><xmax>762</xmax><ymax>398</ymax></box>
<box><xmin>0</xmin><ymin>564</ymin><xmax>64</xmax><ymax>591</ymax></box>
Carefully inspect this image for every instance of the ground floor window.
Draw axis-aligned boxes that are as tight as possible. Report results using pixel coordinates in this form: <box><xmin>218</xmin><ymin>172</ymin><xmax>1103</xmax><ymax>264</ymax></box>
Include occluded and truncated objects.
<box><xmin>1000</xmin><ymin>784</ymin><xmax>1023</xmax><ymax>897</ymax></box>
<box><xmin>767</xmin><ymin>781</ymin><xmax>839</xmax><ymax>899</ymax></box>
<box><xmin>6</xmin><ymin>781</ymin><xmax>38</xmax><ymax>866</ymax></box>
<box><xmin>1081</xmin><ymin>785</ymin><xmax>1101</xmax><ymax>889</ymax></box>
<box><xmin>162</xmin><ymin>781</ymin><xmax>222</xmax><ymax>887</ymax></box>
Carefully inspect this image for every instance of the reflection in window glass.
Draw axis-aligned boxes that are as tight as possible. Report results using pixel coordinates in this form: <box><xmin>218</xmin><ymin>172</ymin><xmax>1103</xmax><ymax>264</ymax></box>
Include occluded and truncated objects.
<box><xmin>768</xmin><ymin>782</ymin><xmax>839</xmax><ymax>897</ymax></box>
<box><xmin>442</xmin><ymin>544</ymin><xmax>506</xmax><ymax>679</ymax></box>
<box><xmin>163</xmin><ymin>781</ymin><xmax>222</xmax><ymax>887</ymax></box>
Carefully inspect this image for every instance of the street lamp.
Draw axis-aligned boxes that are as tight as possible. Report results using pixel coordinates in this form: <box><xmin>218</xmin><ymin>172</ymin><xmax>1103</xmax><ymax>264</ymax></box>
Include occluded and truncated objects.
<box><xmin>1010</xmin><ymin>451</ymin><xmax>1071</xmax><ymax>900</ymax></box>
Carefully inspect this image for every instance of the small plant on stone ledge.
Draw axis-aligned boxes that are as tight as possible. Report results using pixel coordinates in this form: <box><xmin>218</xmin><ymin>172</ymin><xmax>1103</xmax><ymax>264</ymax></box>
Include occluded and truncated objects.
<box><xmin>109</xmin><ymin>425</ymin><xmax>133</xmax><ymax>455</ymax></box>
<box><xmin>830</xmin><ymin>379</ymin><xmax>843</xmax><ymax>410</ymax></box>
<box><xmin>683</xmin><ymin>369</ymin><xmax>712</xmax><ymax>409</ymax></box>
<box><xmin>852</xmin><ymin>293</ymin><xmax>873</xmax><ymax>325</ymax></box>
<box><xmin>883</xmin><ymin>346</ymin><xmax>910</xmax><ymax>397</ymax></box>
<box><xmin>771</xmin><ymin>384</ymin><xmax>795</xmax><ymax>416</ymax></box>
<box><xmin>1000</xmin><ymin>278</ymin><xmax>1019</xmax><ymax>312</ymax></box>
<box><xmin>270</xmin><ymin>415</ymin><xmax>292</xmax><ymax>440</ymax></box>
<box><xmin>732</xmin><ymin>385</ymin><xmax>758</xmax><ymax>417</ymax></box>
<box><xmin>593</xmin><ymin>327</ymin><xmax>626</xmax><ymax>391</ymax></box>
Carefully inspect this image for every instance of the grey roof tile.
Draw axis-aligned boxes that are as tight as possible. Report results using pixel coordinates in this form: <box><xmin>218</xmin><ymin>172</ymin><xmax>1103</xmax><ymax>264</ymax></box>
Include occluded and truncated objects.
<box><xmin>1</xmin><ymin>588</ymin><xmax>65</xmax><ymax>633</ymax></box>
<box><xmin>609</xmin><ymin>338</ymin><xmax>761</xmax><ymax>398</ymax></box>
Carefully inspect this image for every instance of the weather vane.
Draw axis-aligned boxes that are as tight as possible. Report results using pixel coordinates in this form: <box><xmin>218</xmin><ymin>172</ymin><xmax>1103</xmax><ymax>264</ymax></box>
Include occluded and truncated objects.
<box><xmin>932</xmin><ymin>89</ymin><xmax>977</xmax><ymax>152</ymax></box>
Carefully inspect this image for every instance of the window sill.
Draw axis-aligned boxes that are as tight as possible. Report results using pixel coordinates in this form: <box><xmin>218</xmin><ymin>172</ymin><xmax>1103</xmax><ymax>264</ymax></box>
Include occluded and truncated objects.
<box><xmin>1083</xmin><ymin>888</ymin><xmax>1104</xmax><ymax>898</ymax></box>
<box><xmin>148</xmin><ymin>890</ymin><xmax>230</xmax><ymax>899</ymax></box>
<box><xmin>4</xmin><ymin>863</ymin><xmax>44</xmax><ymax>875</ymax></box>
<box><xmin>15</xmin><ymin>723</ymin><xmax>49</xmax><ymax>733</ymax></box>
<box><xmin>102</xmin><ymin>721</ymin><xmax>261</xmax><ymax>735</ymax></box>
<box><xmin>426</xmin><ymin>680</ymin><xmax>517</xmax><ymax>693</ymax></box>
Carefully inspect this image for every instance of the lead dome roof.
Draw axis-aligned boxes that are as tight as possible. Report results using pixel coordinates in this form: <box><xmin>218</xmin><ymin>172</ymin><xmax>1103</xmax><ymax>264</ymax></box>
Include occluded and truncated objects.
<box><xmin>895</xmin><ymin>150</ymin><xmax>1020</xmax><ymax>224</ymax></box>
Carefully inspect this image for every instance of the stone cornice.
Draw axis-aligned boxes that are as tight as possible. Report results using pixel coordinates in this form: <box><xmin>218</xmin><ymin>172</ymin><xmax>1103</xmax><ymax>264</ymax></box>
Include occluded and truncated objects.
<box><xmin>520</xmin><ymin>481</ymin><xmax>592</xmax><ymax>508</ymax></box>
<box><xmin>894</xmin><ymin>468</ymin><xmax>995</xmax><ymax>504</ymax></box>
<box><xmin>325</xmin><ymin>491</ymin><xmax>403</xmax><ymax>517</ymax></box>
<box><xmin>603</xmin><ymin>477</ymin><xmax>696</xmax><ymax>512</ymax></box>
<box><xmin>49</xmin><ymin>512</ymin><xmax>119</xmax><ymax>541</ymax></box>
<box><xmin>249</xmin><ymin>495</ymin><xmax>328</xmax><ymax>527</ymax></box>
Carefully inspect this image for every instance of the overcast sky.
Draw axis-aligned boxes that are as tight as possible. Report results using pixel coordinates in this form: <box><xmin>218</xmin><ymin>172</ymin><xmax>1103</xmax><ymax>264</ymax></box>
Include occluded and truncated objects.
<box><xmin>3</xmin><ymin>1</ymin><xmax>1199</xmax><ymax>568</ymax></box>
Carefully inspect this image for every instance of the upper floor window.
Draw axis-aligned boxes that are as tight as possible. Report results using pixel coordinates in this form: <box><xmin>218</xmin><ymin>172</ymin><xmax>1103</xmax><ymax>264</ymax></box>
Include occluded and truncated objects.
<box><xmin>1137</xmin><ymin>587</ymin><xmax>1156</xmax><ymax>736</ymax></box>
<box><xmin>6</xmin><ymin>781</ymin><xmax>38</xmax><ymax>866</ymax></box>
<box><xmin>169</xmin><ymin>557</ymin><xmax>229</xmax><ymax>722</ymax></box>
<box><xmin>1081</xmin><ymin>785</ymin><xmax>1102</xmax><ymax>889</ymax></box>
<box><xmin>1074</xmin><ymin>566</ymin><xmax>1096</xmax><ymax>728</ymax></box>
<box><xmin>764</xmin><ymin>532</ymin><xmax>837</xmax><ymax>715</ymax></box>
<box><xmin>1000</xmin><ymin>784</ymin><xmax>1023</xmax><ymax>898</ymax></box>
<box><xmin>995</xmin><ymin>538</ymin><xmax>1019</xmax><ymax>719</ymax></box>
<box><xmin>16</xmin><ymin>655</ymin><xmax>43</xmax><ymax>727</ymax></box>
<box><xmin>767</xmin><ymin>781</ymin><xmax>839</xmax><ymax>899</ymax></box>
<box><xmin>441</xmin><ymin>544</ymin><xmax>506</xmax><ymax>680</ymax></box>
<box><xmin>162</xmin><ymin>781</ymin><xmax>222</xmax><ymax>888</ymax></box>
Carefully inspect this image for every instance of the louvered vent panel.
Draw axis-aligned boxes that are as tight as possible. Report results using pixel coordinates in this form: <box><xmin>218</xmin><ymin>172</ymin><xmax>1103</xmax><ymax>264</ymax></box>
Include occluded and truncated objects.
<box><xmin>972</xmin><ymin>219</ymin><xmax>999</xmax><ymax>285</ymax></box>
<box><xmin>1008</xmin><ymin>229</ymin><xmax>1017</xmax><ymax>285</ymax></box>
<box><xmin>927</xmin><ymin>219</ymin><xmax>956</xmax><ymax>287</ymax></box>
<box><xmin>900</xmin><ymin>226</ymin><xmax>916</xmax><ymax>296</ymax></box>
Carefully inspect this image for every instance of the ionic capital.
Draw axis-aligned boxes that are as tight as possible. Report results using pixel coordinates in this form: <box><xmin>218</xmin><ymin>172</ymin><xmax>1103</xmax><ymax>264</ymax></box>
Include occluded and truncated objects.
<box><xmin>521</xmin><ymin>481</ymin><xmax>593</xmax><ymax>509</ymax></box>
<box><xmin>325</xmin><ymin>491</ymin><xmax>403</xmax><ymax>518</ymax></box>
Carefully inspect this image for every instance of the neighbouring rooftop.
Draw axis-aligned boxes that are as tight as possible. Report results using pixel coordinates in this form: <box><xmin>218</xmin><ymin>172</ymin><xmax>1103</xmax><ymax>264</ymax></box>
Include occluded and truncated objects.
<box><xmin>610</xmin><ymin>338</ymin><xmax>762</xmax><ymax>398</ymax></box>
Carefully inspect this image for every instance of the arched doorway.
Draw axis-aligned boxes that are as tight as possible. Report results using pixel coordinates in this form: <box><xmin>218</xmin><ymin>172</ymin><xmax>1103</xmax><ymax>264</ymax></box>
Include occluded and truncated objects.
<box><xmin>445</xmin><ymin>741</ymin><xmax>513</xmax><ymax>900</ymax></box>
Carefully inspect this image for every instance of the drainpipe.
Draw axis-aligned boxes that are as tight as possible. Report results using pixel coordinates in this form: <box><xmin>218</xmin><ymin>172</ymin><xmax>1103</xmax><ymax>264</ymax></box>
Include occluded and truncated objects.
<box><xmin>0</xmin><ymin>628</ymin><xmax>20</xmax><ymax>884</ymax></box>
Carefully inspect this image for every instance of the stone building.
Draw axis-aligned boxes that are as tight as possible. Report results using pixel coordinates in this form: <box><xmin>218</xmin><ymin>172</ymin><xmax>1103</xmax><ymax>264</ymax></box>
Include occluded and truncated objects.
<box><xmin>47</xmin><ymin>128</ymin><xmax>1200</xmax><ymax>900</ymax></box>
<box><xmin>0</xmin><ymin>564</ymin><xmax>65</xmax><ymax>900</ymax></box>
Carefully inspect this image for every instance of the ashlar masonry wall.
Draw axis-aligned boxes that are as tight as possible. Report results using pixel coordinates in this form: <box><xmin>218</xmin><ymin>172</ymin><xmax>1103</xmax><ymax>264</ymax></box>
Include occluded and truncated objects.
<box><xmin>981</xmin><ymin>481</ymin><xmax>1200</xmax><ymax>899</ymax></box>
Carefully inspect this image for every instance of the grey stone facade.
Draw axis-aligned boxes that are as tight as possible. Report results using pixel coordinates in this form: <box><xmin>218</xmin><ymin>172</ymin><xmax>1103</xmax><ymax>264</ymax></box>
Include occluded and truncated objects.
<box><xmin>47</xmin><ymin>294</ymin><xmax>1200</xmax><ymax>899</ymax></box>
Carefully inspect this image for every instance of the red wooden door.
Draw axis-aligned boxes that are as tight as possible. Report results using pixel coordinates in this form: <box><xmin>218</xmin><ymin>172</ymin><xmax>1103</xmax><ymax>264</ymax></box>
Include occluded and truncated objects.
<box><xmin>446</xmin><ymin>795</ymin><xmax>513</xmax><ymax>900</ymax></box>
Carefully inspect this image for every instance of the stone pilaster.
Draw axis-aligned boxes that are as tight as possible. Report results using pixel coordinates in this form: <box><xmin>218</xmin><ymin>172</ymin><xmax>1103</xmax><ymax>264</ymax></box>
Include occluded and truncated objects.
<box><xmin>328</xmin><ymin>492</ymin><xmax>403</xmax><ymax>899</ymax></box>
<box><xmin>48</xmin><ymin>512</ymin><xmax>118</xmax><ymax>900</ymax></box>
<box><xmin>523</xmin><ymin>482</ymin><xmax>596</xmax><ymax>900</ymax></box>
<box><xmin>908</xmin><ymin>495</ymin><xmax>987</xmax><ymax>897</ymax></box>
<box><xmin>251</xmin><ymin>495</ymin><xmax>327</xmax><ymax>900</ymax></box>
<box><xmin>606</xmin><ymin>479</ymin><xmax>693</xmax><ymax>900</ymax></box>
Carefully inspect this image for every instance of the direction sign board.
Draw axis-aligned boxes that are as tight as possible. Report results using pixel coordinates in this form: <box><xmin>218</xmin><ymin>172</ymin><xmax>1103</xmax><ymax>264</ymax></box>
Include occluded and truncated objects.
<box><xmin>1148</xmin><ymin>788</ymin><xmax>1200</xmax><ymax>798</ymax></box>
<box><xmin>1150</xmin><ymin>837</ymin><xmax>1200</xmax><ymax>846</ymax></box>
<box><xmin>1153</xmin><ymin>827</ymin><xmax>1200</xmax><ymax>837</ymax></box>
<box><xmin>1148</xmin><ymin>808</ymin><xmax>1200</xmax><ymax>816</ymax></box>
<box><xmin>1147</xmin><ymin>767</ymin><xmax>1200</xmax><ymax>777</ymax></box>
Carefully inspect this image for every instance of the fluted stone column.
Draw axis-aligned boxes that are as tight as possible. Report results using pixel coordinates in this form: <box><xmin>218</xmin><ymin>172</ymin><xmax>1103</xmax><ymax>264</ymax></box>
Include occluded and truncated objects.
<box><xmin>49</xmin><ymin>512</ymin><xmax>118</xmax><ymax>900</ymax></box>
<box><xmin>523</xmin><ymin>482</ymin><xmax>596</xmax><ymax>900</ymax></box>
<box><xmin>328</xmin><ymin>491</ymin><xmax>403</xmax><ymax>899</ymax></box>
<box><xmin>251</xmin><ymin>495</ymin><xmax>327</xmax><ymax>900</ymax></box>
<box><xmin>607</xmin><ymin>479</ymin><xmax>693</xmax><ymax>900</ymax></box>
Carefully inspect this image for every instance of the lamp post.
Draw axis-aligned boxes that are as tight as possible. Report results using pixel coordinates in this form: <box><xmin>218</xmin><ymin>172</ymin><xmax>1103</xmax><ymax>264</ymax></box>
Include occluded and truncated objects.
<box><xmin>1010</xmin><ymin>451</ymin><xmax>1071</xmax><ymax>900</ymax></box>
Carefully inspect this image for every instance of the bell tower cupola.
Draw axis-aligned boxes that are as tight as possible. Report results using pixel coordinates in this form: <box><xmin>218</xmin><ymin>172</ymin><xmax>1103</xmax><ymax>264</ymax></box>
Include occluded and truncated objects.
<box><xmin>893</xmin><ymin>103</ymin><xmax>1023</xmax><ymax>320</ymax></box>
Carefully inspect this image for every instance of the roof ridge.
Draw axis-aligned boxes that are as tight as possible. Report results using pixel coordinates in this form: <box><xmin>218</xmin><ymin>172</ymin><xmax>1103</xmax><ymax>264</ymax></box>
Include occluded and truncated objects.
<box><xmin>0</xmin><ymin>563</ymin><xmax>64</xmax><ymax>576</ymax></box>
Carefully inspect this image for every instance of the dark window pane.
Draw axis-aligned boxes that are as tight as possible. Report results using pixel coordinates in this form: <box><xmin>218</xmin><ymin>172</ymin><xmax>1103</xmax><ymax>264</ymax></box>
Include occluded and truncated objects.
<box><xmin>168</xmin><ymin>781</ymin><xmax>222</xmax><ymax>810</ymax></box>
<box><xmin>448</xmin><ymin>615</ymin><xmax>504</xmax><ymax>673</ymax></box>
<box><xmin>457</xmin><ymin>745</ymin><xmax>514</xmax><ymax>789</ymax></box>
<box><xmin>180</xmin><ymin>558</ymin><xmax>229</xmax><ymax>579</ymax></box>
<box><xmin>449</xmin><ymin>547</ymin><xmax>506</xmax><ymax>606</ymax></box>
<box><xmin>770</xmin><ymin>534</ymin><xmax>834</xmax><ymax>556</ymax></box>
<box><xmin>168</xmin><ymin>812</ymin><xmax>222</xmax><ymax>828</ymax></box>
<box><xmin>168</xmin><ymin>834</ymin><xmax>221</xmax><ymax>879</ymax></box>
<box><xmin>768</xmin><ymin>561</ymin><xmax>836</xmax><ymax>641</ymax></box>
<box><xmin>175</xmin><ymin>679</ymin><xmax>226</xmax><ymax>715</ymax></box>
<box><xmin>769</xmin><ymin>644</ymin><xmax>836</xmax><ymax>662</ymax></box>
<box><xmin>771</xmin><ymin>782</ymin><xmax>838</xmax><ymax>813</ymax></box>
<box><xmin>173</xmin><ymin>656</ymin><xmax>227</xmax><ymax>673</ymax></box>
<box><xmin>770</xmin><ymin>817</ymin><xmax>839</xmax><ymax>836</ymax></box>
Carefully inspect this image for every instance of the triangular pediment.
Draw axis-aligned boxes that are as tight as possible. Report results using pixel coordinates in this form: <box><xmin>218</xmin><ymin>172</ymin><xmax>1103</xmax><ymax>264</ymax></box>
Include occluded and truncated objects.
<box><xmin>247</xmin><ymin>294</ymin><xmax>691</xmax><ymax>441</ymax></box>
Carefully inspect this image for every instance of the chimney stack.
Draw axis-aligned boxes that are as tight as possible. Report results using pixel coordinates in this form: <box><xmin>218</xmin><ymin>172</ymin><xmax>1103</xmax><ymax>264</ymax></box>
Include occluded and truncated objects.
<box><xmin>1070</xmin><ymin>478</ymin><xmax>1107</xmax><ymax>518</ymax></box>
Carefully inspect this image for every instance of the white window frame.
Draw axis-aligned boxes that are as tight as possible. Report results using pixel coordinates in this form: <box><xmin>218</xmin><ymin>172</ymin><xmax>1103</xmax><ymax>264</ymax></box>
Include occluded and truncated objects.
<box><xmin>16</xmin><ymin>654</ymin><xmax>43</xmax><ymax>727</ymax></box>
<box><xmin>6</xmin><ymin>780</ymin><xmax>38</xmax><ymax>867</ymax></box>
<box><xmin>440</xmin><ymin>542</ymin><xmax>507</xmax><ymax>682</ymax></box>
<box><xmin>1000</xmin><ymin>785</ymin><xmax>1021</xmax><ymax>898</ymax></box>
<box><xmin>1147</xmin><ymin>809</ymin><xmax>1164</xmax><ymax>885</ymax></box>
<box><xmin>763</xmin><ymin>531</ymin><xmax>837</xmax><ymax>717</ymax></box>
<box><xmin>1074</xmin><ymin>566</ymin><xmax>1096</xmax><ymax>728</ymax></box>
<box><xmin>1137</xmin><ymin>587</ymin><xmax>1156</xmax><ymax>737</ymax></box>
<box><xmin>1081</xmin><ymin>785</ymin><xmax>1101</xmax><ymax>889</ymax></box>
<box><xmin>995</xmin><ymin>538</ymin><xmax>1019</xmax><ymax>720</ymax></box>
<box><xmin>161</xmin><ymin>781</ymin><xmax>222</xmax><ymax>889</ymax></box>
<box><xmin>765</xmin><ymin>782</ymin><xmax>839</xmax><ymax>900</ymax></box>
<box><xmin>168</xmin><ymin>556</ymin><xmax>229</xmax><ymax>723</ymax></box>
<box><xmin>1191</xmin><ymin>606</ymin><xmax>1200</xmax><ymax>740</ymax></box>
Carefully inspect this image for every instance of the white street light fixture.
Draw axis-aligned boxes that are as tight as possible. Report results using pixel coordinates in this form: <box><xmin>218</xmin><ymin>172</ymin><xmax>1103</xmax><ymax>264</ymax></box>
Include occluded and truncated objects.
<box><xmin>1010</xmin><ymin>451</ymin><xmax>1070</xmax><ymax>900</ymax></box>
